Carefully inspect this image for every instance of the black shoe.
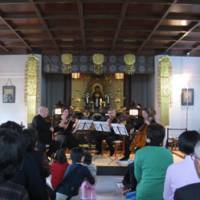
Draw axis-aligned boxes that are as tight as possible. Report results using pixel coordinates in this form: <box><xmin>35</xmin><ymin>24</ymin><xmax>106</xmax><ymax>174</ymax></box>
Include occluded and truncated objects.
<box><xmin>119</xmin><ymin>157</ymin><xmax>129</xmax><ymax>161</ymax></box>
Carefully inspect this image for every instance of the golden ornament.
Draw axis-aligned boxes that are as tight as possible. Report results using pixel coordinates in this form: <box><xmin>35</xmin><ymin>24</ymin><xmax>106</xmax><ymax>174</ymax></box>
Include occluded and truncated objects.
<box><xmin>92</xmin><ymin>53</ymin><xmax>105</xmax><ymax>65</ymax></box>
<box><xmin>124</xmin><ymin>54</ymin><xmax>136</xmax><ymax>66</ymax></box>
<box><xmin>61</xmin><ymin>53</ymin><xmax>73</xmax><ymax>65</ymax></box>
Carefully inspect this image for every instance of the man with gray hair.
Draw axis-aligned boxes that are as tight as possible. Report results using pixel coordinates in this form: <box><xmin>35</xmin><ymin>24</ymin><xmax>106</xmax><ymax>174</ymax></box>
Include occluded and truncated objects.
<box><xmin>32</xmin><ymin>106</ymin><xmax>53</xmax><ymax>146</ymax></box>
<box><xmin>174</xmin><ymin>141</ymin><xmax>200</xmax><ymax>200</ymax></box>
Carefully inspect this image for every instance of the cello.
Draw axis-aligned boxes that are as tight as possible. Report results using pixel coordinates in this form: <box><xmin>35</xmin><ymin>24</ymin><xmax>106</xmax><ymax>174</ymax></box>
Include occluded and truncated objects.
<box><xmin>129</xmin><ymin>122</ymin><xmax>148</xmax><ymax>152</ymax></box>
<box><xmin>129</xmin><ymin>108</ymin><xmax>154</xmax><ymax>152</ymax></box>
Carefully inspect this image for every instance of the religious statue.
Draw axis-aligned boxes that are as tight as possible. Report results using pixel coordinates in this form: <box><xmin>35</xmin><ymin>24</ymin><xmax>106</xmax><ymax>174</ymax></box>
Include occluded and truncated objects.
<box><xmin>92</xmin><ymin>85</ymin><xmax>103</xmax><ymax>111</ymax></box>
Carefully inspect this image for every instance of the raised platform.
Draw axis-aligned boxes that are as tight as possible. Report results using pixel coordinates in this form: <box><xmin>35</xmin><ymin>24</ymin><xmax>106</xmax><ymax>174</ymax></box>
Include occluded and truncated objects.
<box><xmin>65</xmin><ymin>149</ymin><xmax>183</xmax><ymax>176</ymax></box>
<box><xmin>93</xmin><ymin>154</ymin><xmax>131</xmax><ymax>176</ymax></box>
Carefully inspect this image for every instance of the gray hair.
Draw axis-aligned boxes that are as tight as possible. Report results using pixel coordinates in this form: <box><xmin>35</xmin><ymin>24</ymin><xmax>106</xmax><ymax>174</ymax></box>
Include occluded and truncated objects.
<box><xmin>194</xmin><ymin>141</ymin><xmax>200</xmax><ymax>159</ymax></box>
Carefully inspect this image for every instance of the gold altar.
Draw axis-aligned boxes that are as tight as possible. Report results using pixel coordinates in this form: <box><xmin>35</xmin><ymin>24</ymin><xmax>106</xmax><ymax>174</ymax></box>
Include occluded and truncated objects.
<box><xmin>71</xmin><ymin>74</ymin><xmax>124</xmax><ymax>112</ymax></box>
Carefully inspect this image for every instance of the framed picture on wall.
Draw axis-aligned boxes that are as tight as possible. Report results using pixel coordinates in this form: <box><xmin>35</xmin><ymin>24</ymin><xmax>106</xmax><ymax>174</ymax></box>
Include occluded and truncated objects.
<box><xmin>181</xmin><ymin>88</ymin><xmax>194</xmax><ymax>106</ymax></box>
<box><xmin>2</xmin><ymin>85</ymin><xmax>16</xmax><ymax>103</ymax></box>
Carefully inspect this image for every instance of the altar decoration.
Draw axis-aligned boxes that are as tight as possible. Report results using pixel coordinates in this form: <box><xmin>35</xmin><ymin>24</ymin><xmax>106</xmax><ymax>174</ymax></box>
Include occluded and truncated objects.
<box><xmin>92</xmin><ymin>53</ymin><xmax>105</xmax><ymax>74</ymax></box>
<box><xmin>124</xmin><ymin>54</ymin><xmax>136</xmax><ymax>74</ymax></box>
<box><xmin>25</xmin><ymin>55</ymin><xmax>40</xmax><ymax>123</ymax></box>
<box><xmin>158</xmin><ymin>56</ymin><xmax>172</xmax><ymax>125</ymax></box>
<box><xmin>61</xmin><ymin>53</ymin><xmax>73</xmax><ymax>73</ymax></box>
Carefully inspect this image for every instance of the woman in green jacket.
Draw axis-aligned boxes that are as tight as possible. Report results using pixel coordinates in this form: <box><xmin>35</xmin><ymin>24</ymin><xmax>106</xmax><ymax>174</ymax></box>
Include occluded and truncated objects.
<box><xmin>134</xmin><ymin>123</ymin><xmax>173</xmax><ymax>200</ymax></box>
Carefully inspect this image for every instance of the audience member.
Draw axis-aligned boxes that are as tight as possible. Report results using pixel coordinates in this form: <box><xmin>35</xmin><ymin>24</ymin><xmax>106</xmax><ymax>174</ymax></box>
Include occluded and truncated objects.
<box><xmin>13</xmin><ymin>128</ymin><xmax>50</xmax><ymax>200</ymax></box>
<box><xmin>122</xmin><ymin>162</ymin><xmax>137</xmax><ymax>192</ymax></box>
<box><xmin>0</xmin><ymin>120</ymin><xmax>23</xmax><ymax>134</ymax></box>
<box><xmin>173</xmin><ymin>141</ymin><xmax>200</xmax><ymax>200</ymax></box>
<box><xmin>51</xmin><ymin>149</ymin><xmax>69</xmax><ymax>189</ymax></box>
<box><xmin>163</xmin><ymin>131</ymin><xmax>200</xmax><ymax>200</ymax></box>
<box><xmin>0</xmin><ymin>128</ymin><xmax>29</xmax><ymax>200</ymax></box>
<box><xmin>81</xmin><ymin>151</ymin><xmax>96</xmax><ymax>200</ymax></box>
<box><xmin>56</xmin><ymin>147</ymin><xmax>95</xmax><ymax>200</ymax></box>
<box><xmin>134</xmin><ymin>123</ymin><xmax>173</xmax><ymax>200</ymax></box>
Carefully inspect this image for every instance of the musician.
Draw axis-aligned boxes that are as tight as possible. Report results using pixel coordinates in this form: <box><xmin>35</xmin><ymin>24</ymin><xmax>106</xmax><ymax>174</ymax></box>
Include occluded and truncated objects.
<box><xmin>32</xmin><ymin>106</ymin><xmax>53</xmax><ymax>146</ymax></box>
<box><xmin>129</xmin><ymin>108</ymin><xmax>156</xmax><ymax>153</ymax></box>
<box><xmin>54</xmin><ymin>109</ymin><xmax>78</xmax><ymax>149</ymax></box>
<box><xmin>95</xmin><ymin>109</ymin><xmax>117</xmax><ymax>156</ymax></box>
<box><xmin>82</xmin><ymin>110</ymin><xmax>91</xmax><ymax>120</ymax></box>
<box><xmin>32</xmin><ymin>106</ymin><xmax>59</xmax><ymax>157</ymax></box>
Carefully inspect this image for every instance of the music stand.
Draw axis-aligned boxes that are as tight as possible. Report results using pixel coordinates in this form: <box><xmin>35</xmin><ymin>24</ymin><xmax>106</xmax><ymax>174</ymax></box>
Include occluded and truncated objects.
<box><xmin>73</xmin><ymin>120</ymin><xmax>93</xmax><ymax>133</ymax></box>
<box><xmin>93</xmin><ymin>121</ymin><xmax>111</xmax><ymax>132</ymax></box>
<box><xmin>111</xmin><ymin>123</ymin><xmax>128</xmax><ymax>136</ymax></box>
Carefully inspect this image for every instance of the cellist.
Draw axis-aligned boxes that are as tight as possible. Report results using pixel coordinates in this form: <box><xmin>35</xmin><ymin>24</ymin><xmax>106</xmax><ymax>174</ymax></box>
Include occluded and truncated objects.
<box><xmin>130</xmin><ymin>108</ymin><xmax>156</xmax><ymax>152</ymax></box>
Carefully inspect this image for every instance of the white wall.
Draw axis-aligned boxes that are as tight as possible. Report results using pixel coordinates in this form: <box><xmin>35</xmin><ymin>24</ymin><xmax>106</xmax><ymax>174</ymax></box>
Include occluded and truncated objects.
<box><xmin>155</xmin><ymin>56</ymin><xmax>200</xmax><ymax>132</ymax></box>
<box><xmin>0</xmin><ymin>55</ymin><xmax>41</xmax><ymax>126</ymax></box>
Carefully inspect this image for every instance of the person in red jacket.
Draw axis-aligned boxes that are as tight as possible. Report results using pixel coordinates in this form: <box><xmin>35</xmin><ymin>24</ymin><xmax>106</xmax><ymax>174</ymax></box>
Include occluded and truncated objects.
<box><xmin>50</xmin><ymin>149</ymin><xmax>68</xmax><ymax>189</ymax></box>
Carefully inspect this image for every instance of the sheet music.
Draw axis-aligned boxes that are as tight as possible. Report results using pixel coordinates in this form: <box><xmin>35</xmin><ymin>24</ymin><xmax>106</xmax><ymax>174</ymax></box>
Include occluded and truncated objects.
<box><xmin>73</xmin><ymin>120</ymin><xmax>93</xmax><ymax>132</ymax></box>
<box><xmin>93</xmin><ymin>121</ymin><xmax>111</xmax><ymax>132</ymax></box>
<box><xmin>111</xmin><ymin>123</ymin><xmax>128</xmax><ymax>136</ymax></box>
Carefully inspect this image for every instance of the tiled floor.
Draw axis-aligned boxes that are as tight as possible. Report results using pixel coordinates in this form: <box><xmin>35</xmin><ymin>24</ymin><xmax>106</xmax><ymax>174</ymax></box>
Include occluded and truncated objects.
<box><xmin>96</xmin><ymin>176</ymin><xmax>124</xmax><ymax>200</ymax></box>
<box><xmin>49</xmin><ymin>152</ymin><xmax>183</xmax><ymax>200</ymax></box>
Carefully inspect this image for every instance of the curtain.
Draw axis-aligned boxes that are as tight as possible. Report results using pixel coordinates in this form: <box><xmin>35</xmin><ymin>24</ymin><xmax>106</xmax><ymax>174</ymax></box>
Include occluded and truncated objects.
<box><xmin>124</xmin><ymin>74</ymin><xmax>155</xmax><ymax>109</ymax></box>
<box><xmin>42</xmin><ymin>74</ymin><xmax>71</xmax><ymax>112</ymax></box>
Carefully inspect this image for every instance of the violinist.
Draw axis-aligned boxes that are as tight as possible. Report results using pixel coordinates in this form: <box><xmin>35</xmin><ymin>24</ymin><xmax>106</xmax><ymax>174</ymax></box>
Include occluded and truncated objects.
<box><xmin>95</xmin><ymin>109</ymin><xmax>117</xmax><ymax>156</ymax></box>
<box><xmin>32</xmin><ymin>106</ymin><xmax>53</xmax><ymax>146</ymax></box>
<box><xmin>32</xmin><ymin>106</ymin><xmax>59</xmax><ymax>157</ymax></box>
<box><xmin>54</xmin><ymin>109</ymin><xmax>79</xmax><ymax>150</ymax></box>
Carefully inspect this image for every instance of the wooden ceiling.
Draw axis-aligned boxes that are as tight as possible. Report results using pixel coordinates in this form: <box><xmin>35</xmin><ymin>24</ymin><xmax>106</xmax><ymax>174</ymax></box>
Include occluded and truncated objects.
<box><xmin>0</xmin><ymin>0</ymin><xmax>200</xmax><ymax>55</ymax></box>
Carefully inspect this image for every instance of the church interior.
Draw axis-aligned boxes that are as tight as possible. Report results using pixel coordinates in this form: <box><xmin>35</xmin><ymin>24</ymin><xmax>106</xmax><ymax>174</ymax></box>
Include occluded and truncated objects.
<box><xmin>1</xmin><ymin>1</ymin><xmax>200</xmax><ymax>200</ymax></box>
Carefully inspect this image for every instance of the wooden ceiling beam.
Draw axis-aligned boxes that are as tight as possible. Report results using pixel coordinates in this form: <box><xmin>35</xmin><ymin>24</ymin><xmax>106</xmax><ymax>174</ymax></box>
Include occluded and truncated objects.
<box><xmin>0</xmin><ymin>13</ymin><xmax>32</xmax><ymax>51</ymax></box>
<box><xmin>189</xmin><ymin>43</ymin><xmax>200</xmax><ymax>54</ymax></box>
<box><xmin>29</xmin><ymin>0</ymin><xmax>60</xmax><ymax>54</ymax></box>
<box><xmin>3</xmin><ymin>13</ymin><xmax>200</xmax><ymax>22</ymax></box>
<box><xmin>0</xmin><ymin>42</ymin><xmax>10</xmax><ymax>52</ymax></box>
<box><xmin>165</xmin><ymin>22</ymin><xmax>200</xmax><ymax>52</ymax></box>
<box><xmin>136</xmin><ymin>0</ymin><xmax>178</xmax><ymax>54</ymax></box>
<box><xmin>111</xmin><ymin>0</ymin><xmax>129</xmax><ymax>50</ymax></box>
<box><xmin>0</xmin><ymin>0</ymin><xmax>172</xmax><ymax>5</ymax></box>
<box><xmin>0</xmin><ymin>24</ymin><xmax>197</xmax><ymax>33</ymax></box>
<box><xmin>0</xmin><ymin>0</ymin><xmax>195</xmax><ymax>5</ymax></box>
<box><xmin>77</xmin><ymin>0</ymin><xmax>86</xmax><ymax>51</ymax></box>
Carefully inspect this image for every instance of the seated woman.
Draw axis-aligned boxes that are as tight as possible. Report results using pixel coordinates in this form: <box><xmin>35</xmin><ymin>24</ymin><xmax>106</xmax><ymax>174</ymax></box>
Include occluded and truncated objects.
<box><xmin>134</xmin><ymin>123</ymin><xmax>173</xmax><ymax>200</ymax></box>
<box><xmin>163</xmin><ymin>131</ymin><xmax>200</xmax><ymax>200</ymax></box>
<box><xmin>54</xmin><ymin>109</ymin><xmax>78</xmax><ymax>150</ymax></box>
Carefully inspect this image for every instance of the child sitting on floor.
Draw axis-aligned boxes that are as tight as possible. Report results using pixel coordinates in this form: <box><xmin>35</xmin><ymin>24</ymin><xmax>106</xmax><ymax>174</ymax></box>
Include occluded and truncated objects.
<box><xmin>81</xmin><ymin>151</ymin><xmax>97</xmax><ymax>200</ymax></box>
<box><xmin>51</xmin><ymin>148</ymin><xmax>69</xmax><ymax>189</ymax></box>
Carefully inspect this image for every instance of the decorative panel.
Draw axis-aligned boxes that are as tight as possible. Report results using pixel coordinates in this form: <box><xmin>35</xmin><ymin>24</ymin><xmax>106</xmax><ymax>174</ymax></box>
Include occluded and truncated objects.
<box><xmin>43</xmin><ymin>55</ymin><xmax>154</xmax><ymax>74</ymax></box>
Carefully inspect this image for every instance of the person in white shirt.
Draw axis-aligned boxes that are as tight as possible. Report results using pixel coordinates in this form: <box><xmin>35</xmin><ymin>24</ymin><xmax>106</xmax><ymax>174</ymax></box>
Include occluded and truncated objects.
<box><xmin>163</xmin><ymin>131</ymin><xmax>200</xmax><ymax>200</ymax></box>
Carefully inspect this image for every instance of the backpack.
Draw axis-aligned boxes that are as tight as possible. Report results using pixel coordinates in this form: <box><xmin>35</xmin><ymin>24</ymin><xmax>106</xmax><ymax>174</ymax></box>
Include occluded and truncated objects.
<box><xmin>55</xmin><ymin>166</ymin><xmax>79</xmax><ymax>200</ymax></box>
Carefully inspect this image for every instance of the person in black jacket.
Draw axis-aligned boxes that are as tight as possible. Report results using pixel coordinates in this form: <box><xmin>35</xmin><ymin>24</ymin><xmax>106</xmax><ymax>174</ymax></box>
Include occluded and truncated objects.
<box><xmin>32</xmin><ymin>106</ymin><xmax>59</xmax><ymax>157</ymax></box>
<box><xmin>32</xmin><ymin>106</ymin><xmax>53</xmax><ymax>145</ymax></box>
<box><xmin>13</xmin><ymin>128</ymin><xmax>50</xmax><ymax>200</ymax></box>
<box><xmin>54</xmin><ymin>109</ymin><xmax>78</xmax><ymax>150</ymax></box>
<box><xmin>0</xmin><ymin>128</ymin><xmax>29</xmax><ymax>200</ymax></box>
